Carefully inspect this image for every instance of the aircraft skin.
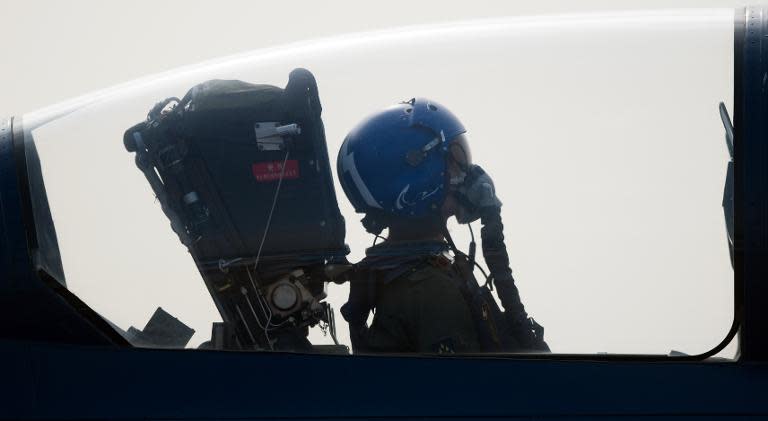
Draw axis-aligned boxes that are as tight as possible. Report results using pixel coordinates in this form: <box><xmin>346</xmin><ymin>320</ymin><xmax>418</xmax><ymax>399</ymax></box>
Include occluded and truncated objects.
<box><xmin>0</xmin><ymin>6</ymin><xmax>766</xmax><ymax>420</ymax></box>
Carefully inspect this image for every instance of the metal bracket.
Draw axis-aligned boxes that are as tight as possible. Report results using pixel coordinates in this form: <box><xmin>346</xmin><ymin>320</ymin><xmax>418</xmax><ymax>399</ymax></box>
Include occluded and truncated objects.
<box><xmin>254</xmin><ymin>122</ymin><xmax>301</xmax><ymax>151</ymax></box>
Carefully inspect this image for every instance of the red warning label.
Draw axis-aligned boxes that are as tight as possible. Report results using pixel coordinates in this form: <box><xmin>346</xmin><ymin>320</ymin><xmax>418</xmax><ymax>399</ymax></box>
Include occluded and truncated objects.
<box><xmin>252</xmin><ymin>160</ymin><xmax>300</xmax><ymax>182</ymax></box>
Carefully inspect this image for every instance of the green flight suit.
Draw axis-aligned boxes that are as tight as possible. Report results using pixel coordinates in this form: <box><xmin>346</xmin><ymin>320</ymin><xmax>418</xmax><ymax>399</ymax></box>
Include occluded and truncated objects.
<box><xmin>344</xmin><ymin>243</ymin><xmax>481</xmax><ymax>354</ymax></box>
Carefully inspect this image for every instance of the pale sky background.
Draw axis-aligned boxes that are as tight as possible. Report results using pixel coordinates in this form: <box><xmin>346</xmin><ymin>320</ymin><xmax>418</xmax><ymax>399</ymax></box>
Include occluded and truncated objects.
<box><xmin>0</xmin><ymin>1</ymin><xmax>748</xmax><ymax>357</ymax></box>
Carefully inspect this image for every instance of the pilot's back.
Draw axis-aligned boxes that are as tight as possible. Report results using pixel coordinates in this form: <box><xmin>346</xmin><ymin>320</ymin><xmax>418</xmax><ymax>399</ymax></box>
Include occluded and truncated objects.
<box><xmin>344</xmin><ymin>241</ymin><xmax>480</xmax><ymax>354</ymax></box>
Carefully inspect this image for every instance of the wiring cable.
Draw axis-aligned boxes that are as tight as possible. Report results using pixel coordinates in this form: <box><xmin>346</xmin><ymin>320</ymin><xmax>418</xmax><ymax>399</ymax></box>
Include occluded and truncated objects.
<box><xmin>253</xmin><ymin>148</ymin><xmax>290</xmax><ymax>271</ymax></box>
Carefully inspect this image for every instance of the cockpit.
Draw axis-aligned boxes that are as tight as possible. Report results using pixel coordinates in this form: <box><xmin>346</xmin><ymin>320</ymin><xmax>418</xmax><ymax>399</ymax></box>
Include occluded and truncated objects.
<box><xmin>16</xmin><ymin>10</ymin><xmax>736</xmax><ymax>358</ymax></box>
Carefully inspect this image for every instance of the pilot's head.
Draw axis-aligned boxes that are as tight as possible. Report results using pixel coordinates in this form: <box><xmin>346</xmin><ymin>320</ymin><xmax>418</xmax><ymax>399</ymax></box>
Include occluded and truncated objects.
<box><xmin>337</xmin><ymin>98</ymin><xmax>473</xmax><ymax>238</ymax></box>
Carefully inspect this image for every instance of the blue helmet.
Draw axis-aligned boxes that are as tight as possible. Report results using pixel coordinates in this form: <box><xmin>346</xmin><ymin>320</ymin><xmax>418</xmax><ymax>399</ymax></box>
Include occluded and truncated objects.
<box><xmin>337</xmin><ymin>98</ymin><xmax>467</xmax><ymax>226</ymax></box>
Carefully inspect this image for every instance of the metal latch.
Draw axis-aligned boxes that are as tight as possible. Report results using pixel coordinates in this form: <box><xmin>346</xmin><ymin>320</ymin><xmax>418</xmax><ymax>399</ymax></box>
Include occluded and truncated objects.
<box><xmin>254</xmin><ymin>122</ymin><xmax>301</xmax><ymax>151</ymax></box>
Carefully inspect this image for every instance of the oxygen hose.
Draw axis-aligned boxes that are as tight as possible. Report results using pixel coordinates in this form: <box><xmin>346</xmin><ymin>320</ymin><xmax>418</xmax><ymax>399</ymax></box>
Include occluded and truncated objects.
<box><xmin>479</xmin><ymin>207</ymin><xmax>529</xmax><ymax>325</ymax></box>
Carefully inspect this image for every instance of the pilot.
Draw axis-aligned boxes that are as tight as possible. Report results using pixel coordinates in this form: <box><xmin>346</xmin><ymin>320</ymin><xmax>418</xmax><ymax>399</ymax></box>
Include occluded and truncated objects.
<box><xmin>336</xmin><ymin>98</ymin><xmax>547</xmax><ymax>354</ymax></box>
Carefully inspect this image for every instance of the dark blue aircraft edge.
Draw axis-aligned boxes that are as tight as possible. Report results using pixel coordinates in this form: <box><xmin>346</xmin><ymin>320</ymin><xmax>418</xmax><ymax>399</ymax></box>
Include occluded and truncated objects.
<box><xmin>0</xmin><ymin>6</ymin><xmax>766</xmax><ymax>420</ymax></box>
<box><xmin>0</xmin><ymin>338</ymin><xmax>766</xmax><ymax>420</ymax></box>
<box><xmin>736</xmin><ymin>5</ymin><xmax>768</xmax><ymax>363</ymax></box>
<box><xmin>0</xmin><ymin>116</ymin><xmax>128</xmax><ymax>347</ymax></box>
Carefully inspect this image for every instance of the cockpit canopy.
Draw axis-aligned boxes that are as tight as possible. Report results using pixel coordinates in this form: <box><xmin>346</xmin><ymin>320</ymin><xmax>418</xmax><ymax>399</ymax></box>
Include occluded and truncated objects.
<box><xmin>19</xmin><ymin>10</ymin><xmax>735</xmax><ymax>356</ymax></box>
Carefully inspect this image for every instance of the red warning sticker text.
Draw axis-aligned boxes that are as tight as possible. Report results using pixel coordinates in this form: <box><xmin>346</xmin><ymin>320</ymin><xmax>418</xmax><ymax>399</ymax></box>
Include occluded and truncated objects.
<box><xmin>252</xmin><ymin>160</ymin><xmax>300</xmax><ymax>182</ymax></box>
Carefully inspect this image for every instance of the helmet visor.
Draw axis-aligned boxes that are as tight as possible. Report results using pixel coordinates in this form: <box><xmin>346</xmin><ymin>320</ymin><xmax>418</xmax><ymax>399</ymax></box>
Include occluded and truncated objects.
<box><xmin>447</xmin><ymin>134</ymin><xmax>472</xmax><ymax>185</ymax></box>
